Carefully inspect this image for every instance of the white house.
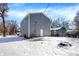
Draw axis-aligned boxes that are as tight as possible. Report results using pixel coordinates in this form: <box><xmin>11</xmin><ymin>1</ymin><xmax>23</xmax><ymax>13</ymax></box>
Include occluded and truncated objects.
<box><xmin>20</xmin><ymin>12</ymin><xmax>51</xmax><ymax>38</ymax></box>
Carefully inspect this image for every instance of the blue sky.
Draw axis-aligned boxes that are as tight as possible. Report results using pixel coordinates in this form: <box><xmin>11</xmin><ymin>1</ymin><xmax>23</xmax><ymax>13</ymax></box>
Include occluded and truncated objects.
<box><xmin>8</xmin><ymin>3</ymin><xmax>79</xmax><ymax>26</ymax></box>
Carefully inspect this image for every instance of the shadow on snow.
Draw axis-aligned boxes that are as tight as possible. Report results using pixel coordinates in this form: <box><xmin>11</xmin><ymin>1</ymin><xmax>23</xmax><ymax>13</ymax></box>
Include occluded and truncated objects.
<box><xmin>0</xmin><ymin>36</ymin><xmax>24</xmax><ymax>43</ymax></box>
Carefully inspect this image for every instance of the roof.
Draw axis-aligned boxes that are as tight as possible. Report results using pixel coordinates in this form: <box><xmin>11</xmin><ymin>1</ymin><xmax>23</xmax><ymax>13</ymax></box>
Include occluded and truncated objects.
<box><xmin>66</xmin><ymin>29</ymin><xmax>79</xmax><ymax>32</ymax></box>
<box><xmin>50</xmin><ymin>27</ymin><xmax>66</xmax><ymax>31</ymax></box>
<box><xmin>66</xmin><ymin>30</ymin><xmax>74</xmax><ymax>32</ymax></box>
<box><xmin>28</xmin><ymin>12</ymin><xmax>43</xmax><ymax>15</ymax></box>
<box><xmin>25</xmin><ymin>12</ymin><xmax>45</xmax><ymax>17</ymax></box>
<box><xmin>23</xmin><ymin>12</ymin><xmax>51</xmax><ymax>22</ymax></box>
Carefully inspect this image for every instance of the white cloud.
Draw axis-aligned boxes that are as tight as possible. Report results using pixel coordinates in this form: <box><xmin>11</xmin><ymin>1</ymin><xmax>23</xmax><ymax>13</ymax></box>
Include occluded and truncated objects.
<box><xmin>8</xmin><ymin>10</ymin><xmax>27</xmax><ymax>17</ymax></box>
<box><xmin>8</xmin><ymin>4</ymin><xmax>79</xmax><ymax>25</ymax></box>
<box><xmin>7</xmin><ymin>8</ymin><xmax>45</xmax><ymax>25</ymax></box>
<box><xmin>8</xmin><ymin>8</ymin><xmax>45</xmax><ymax>20</ymax></box>
<box><xmin>44</xmin><ymin>5</ymin><xmax>79</xmax><ymax>21</ymax></box>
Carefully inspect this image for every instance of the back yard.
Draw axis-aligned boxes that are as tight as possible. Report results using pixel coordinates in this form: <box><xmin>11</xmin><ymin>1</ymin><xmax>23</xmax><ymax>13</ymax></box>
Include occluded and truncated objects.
<box><xmin>0</xmin><ymin>36</ymin><xmax>79</xmax><ymax>56</ymax></box>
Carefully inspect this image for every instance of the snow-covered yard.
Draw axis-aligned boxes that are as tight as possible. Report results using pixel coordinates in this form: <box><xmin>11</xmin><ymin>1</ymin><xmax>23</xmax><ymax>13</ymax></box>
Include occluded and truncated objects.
<box><xmin>0</xmin><ymin>35</ymin><xmax>24</xmax><ymax>43</ymax></box>
<box><xmin>0</xmin><ymin>36</ymin><xmax>79</xmax><ymax>56</ymax></box>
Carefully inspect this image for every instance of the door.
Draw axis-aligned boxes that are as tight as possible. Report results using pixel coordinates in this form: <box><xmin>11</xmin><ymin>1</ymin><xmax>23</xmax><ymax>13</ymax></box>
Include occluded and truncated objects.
<box><xmin>40</xmin><ymin>29</ymin><xmax>43</xmax><ymax>36</ymax></box>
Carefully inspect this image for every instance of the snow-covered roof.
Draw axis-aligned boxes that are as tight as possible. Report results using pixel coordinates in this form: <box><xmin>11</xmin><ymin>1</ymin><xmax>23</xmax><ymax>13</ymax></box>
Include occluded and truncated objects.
<box><xmin>66</xmin><ymin>30</ymin><xmax>74</xmax><ymax>32</ymax></box>
<box><xmin>50</xmin><ymin>27</ymin><xmax>66</xmax><ymax>30</ymax></box>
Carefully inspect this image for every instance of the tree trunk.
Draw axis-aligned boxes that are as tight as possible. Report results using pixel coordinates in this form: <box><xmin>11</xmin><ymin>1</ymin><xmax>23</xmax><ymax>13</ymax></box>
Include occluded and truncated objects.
<box><xmin>2</xmin><ymin>16</ymin><xmax>6</xmax><ymax>37</ymax></box>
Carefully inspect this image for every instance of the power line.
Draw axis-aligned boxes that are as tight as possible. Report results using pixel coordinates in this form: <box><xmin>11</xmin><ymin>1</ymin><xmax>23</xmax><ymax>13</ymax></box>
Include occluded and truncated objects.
<box><xmin>43</xmin><ymin>4</ymin><xmax>50</xmax><ymax>13</ymax></box>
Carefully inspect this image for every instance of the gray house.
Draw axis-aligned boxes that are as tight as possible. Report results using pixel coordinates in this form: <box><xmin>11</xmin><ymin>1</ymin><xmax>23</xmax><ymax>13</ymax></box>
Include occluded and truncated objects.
<box><xmin>51</xmin><ymin>27</ymin><xmax>66</xmax><ymax>37</ymax></box>
<box><xmin>20</xmin><ymin>12</ymin><xmax>51</xmax><ymax>38</ymax></box>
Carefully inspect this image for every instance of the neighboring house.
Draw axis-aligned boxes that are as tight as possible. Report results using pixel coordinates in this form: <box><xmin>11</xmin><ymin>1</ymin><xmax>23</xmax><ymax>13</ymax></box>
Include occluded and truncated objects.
<box><xmin>20</xmin><ymin>12</ymin><xmax>51</xmax><ymax>38</ymax></box>
<box><xmin>66</xmin><ymin>30</ymin><xmax>74</xmax><ymax>37</ymax></box>
<box><xmin>66</xmin><ymin>29</ymin><xmax>79</xmax><ymax>38</ymax></box>
<box><xmin>51</xmin><ymin>27</ymin><xmax>66</xmax><ymax>37</ymax></box>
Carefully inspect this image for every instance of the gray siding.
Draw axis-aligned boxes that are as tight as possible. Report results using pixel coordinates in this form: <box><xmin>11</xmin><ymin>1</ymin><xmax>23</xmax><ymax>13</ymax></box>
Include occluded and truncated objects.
<box><xmin>30</xmin><ymin>13</ymin><xmax>51</xmax><ymax>37</ymax></box>
<box><xmin>20</xmin><ymin>13</ymin><xmax>51</xmax><ymax>37</ymax></box>
<box><xmin>20</xmin><ymin>16</ymin><xmax>28</xmax><ymax>36</ymax></box>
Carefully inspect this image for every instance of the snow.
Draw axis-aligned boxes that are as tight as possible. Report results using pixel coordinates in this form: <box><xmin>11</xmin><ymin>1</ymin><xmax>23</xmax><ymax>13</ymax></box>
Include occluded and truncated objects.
<box><xmin>0</xmin><ymin>36</ymin><xmax>79</xmax><ymax>56</ymax></box>
<box><xmin>0</xmin><ymin>35</ymin><xmax>24</xmax><ymax>43</ymax></box>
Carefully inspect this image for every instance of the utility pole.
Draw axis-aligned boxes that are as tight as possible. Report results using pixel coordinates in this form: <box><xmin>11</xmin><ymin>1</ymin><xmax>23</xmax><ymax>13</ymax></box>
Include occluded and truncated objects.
<box><xmin>28</xmin><ymin>13</ymin><xmax>30</xmax><ymax>38</ymax></box>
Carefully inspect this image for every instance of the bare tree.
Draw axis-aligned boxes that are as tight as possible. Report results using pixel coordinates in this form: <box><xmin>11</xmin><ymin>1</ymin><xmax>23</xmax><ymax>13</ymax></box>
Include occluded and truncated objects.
<box><xmin>51</xmin><ymin>17</ymin><xmax>70</xmax><ymax>29</ymax></box>
<box><xmin>9</xmin><ymin>20</ymin><xmax>18</xmax><ymax>35</ymax></box>
<box><xmin>74</xmin><ymin>11</ymin><xmax>79</xmax><ymax>30</ymax></box>
<box><xmin>0</xmin><ymin>3</ymin><xmax>8</xmax><ymax>37</ymax></box>
<box><xmin>61</xmin><ymin>17</ymin><xmax>70</xmax><ymax>29</ymax></box>
<box><xmin>52</xmin><ymin>18</ymin><xmax>61</xmax><ymax>28</ymax></box>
